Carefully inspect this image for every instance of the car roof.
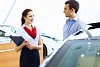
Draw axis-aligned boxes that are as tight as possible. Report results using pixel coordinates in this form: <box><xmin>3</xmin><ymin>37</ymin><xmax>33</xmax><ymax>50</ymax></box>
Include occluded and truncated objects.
<box><xmin>0</xmin><ymin>24</ymin><xmax>14</xmax><ymax>27</ymax></box>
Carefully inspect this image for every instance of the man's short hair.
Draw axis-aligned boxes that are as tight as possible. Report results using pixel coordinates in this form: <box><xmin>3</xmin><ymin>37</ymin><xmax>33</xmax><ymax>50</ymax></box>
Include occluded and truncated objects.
<box><xmin>65</xmin><ymin>0</ymin><xmax>79</xmax><ymax>13</ymax></box>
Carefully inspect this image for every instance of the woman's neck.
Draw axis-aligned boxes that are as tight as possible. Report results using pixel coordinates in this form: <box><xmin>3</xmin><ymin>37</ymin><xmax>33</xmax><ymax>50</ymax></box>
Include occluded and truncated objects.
<box><xmin>24</xmin><ymin>23</ymin><xmax>33</xmax><ymax>30</ymax></box>
<box><xmin>25</xmin><ymin>23</ymin><xmax>31</xmax><ymax>27</ymax></box>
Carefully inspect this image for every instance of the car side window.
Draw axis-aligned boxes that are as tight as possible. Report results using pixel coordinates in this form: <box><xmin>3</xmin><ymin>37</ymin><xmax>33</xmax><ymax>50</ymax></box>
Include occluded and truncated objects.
<box><xmin>0</xmin><ymin>30</ymin><xmax>5</xmax><ymax>36</ymax></box>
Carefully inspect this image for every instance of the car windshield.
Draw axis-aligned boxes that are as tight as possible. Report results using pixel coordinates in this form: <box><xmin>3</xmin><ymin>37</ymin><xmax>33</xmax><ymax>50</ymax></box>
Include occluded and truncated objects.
<box><xmin>45</xmin><ymin>36</ymin><xmax>100</xmax><ymax>67</ymax></box>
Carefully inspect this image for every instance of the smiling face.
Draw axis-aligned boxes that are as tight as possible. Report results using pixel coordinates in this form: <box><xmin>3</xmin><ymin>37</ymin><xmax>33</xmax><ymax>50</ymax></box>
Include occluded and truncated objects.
<box><xmin>24</xmin><ymin>11</ymin><xmax>34</xmax><ymax>24</ymax></box>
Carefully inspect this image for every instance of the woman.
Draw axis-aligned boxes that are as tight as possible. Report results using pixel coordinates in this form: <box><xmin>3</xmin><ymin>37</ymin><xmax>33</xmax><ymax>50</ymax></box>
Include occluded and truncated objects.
<box><xmin>15</xmin><ymin>9</ymin><xmax>43</xmax><ymax>67</ymax></box>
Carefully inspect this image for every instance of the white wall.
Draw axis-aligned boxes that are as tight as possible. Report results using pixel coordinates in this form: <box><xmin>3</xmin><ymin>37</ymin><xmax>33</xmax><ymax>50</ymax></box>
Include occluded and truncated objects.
<box><xmin>79</xmin><ymin>0</ymin><xmax>100</xmax><ymax>24</ymax></box>
<box><xmin>1</xmin><ymin>0</ymin><xmax>100</xmax><ymax>40</ymax></box>
<box><xmin>0</xmin><ymin>0</ymin><xmax>67</xmax><ymax>40</ymax></box>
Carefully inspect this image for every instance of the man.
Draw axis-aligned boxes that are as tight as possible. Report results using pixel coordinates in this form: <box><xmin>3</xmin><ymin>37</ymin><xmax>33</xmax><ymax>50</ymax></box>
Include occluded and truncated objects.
<box><xmin>63</xmin><ymin>0</ymin><xmax>87</xmax><ymax>40</ymax></box>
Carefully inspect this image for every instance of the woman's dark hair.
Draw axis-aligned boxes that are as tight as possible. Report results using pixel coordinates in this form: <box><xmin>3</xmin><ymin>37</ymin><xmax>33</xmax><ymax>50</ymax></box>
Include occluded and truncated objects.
<box><xmin>21</xmin><ymin>9</ymin><xmax>32</xmax><ymax>25</ymax></box>
<box><xmin>65</xmin><ymin>0</ymin><xmax>79</xmax><ymax>13</ymax></box>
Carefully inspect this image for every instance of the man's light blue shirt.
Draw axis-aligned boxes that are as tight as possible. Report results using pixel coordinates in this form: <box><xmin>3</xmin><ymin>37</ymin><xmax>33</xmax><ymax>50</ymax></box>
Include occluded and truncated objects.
<box><xmin>63</xmin><ymin>16</ymin><xmax>87</xmax><ymax>40</ymax></box>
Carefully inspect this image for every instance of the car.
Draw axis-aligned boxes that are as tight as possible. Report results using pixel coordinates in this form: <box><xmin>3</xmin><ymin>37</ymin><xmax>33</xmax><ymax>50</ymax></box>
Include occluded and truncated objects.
<box><xmin>40</xmin><ymin>22</ymin><xmax>100</xmax><ymax>67</ymax></box>
<box><xmin>41</xmin><ymin>33</ymin><xmax>62</xmax><ymax>58</ymax></box>
<box><xmin>0</xmin><ymin>25</ymin><xmax>62</xmax><ymax>58</ymax></box>
<box><xmin>40</xmin><ymin>36</ymin><xmax>100</xmax><ymax>67</ymax></box>
<box><xmin>0</xmin><ymin>25</ymin><xmax>16</xmax><ymax>44</ymax></box>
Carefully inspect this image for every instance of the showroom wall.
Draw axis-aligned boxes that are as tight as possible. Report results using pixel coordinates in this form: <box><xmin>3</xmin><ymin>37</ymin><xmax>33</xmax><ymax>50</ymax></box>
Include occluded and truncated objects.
<box><xmin>79</xmin><ymin>0</ymin><xmax>100</xmax><ymax>24</ymax></box>
<box><xmin>0</xmin><ymin>0</ymin><xmax>67</xmax><ymax>40</ymax></box>
<box><xmin>1</xmin><ymin>0</ymin><xmax>100</xmax><ymax>40</ymax></box>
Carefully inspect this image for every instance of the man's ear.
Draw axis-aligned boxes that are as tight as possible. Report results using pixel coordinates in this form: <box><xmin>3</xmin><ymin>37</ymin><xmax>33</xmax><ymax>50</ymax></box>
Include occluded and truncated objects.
<box><xmin>71</xmin><ymin>8</ymin><xmax>75</xmax><ymax>13</ymax></box>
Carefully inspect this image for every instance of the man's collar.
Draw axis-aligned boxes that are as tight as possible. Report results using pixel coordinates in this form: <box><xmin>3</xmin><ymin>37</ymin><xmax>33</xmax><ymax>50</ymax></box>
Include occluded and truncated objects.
<box><xmin>67</xmin><ymin>15</ymin><xmax>79</xmax><ymax>22</ymax></box>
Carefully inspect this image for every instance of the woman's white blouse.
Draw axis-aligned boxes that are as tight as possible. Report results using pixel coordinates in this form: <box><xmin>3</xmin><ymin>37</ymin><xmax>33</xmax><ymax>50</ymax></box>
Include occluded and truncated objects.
<box><xmin>16</xmin><ymin>26</ymin><xmax>40</xmax><ymax>46</ymax></box>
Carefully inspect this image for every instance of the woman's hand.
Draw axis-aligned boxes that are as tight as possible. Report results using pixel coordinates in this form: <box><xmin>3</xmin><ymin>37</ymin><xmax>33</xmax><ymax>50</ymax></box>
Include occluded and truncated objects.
<box><xmin>15</xmin><ymin>40</ymin><xmax>30</xmax><ymax>52</ymax></box>
<box><xmin>22</xmin><ymin>41</ymin><xmax>30</xmax><ymax>46</ymax></box>
<box><xmin>26</xmin><ymin>44</ymin><xmax>36</xmax><ymax>50</ymax></box>
<box><xmin>26</xmin><ymin>44</ymin><xmax>43</xmax><ymax>50</ymax></box>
